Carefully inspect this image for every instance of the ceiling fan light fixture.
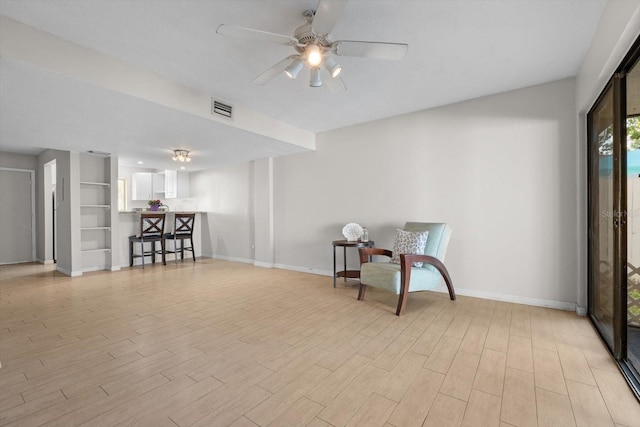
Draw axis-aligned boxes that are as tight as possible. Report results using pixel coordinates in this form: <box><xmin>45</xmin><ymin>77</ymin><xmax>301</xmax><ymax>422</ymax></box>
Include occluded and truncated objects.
<box><xmin>306</xmin><ymin>44</ymin><xmax>322</xmax><ymax>67</ymax></box>
<box><xmin>284</xmin><ymin>58</ymin><xmax>304</xmax><ymax>79</ymax></box>
<box><xmin>309</xmin><ymin>67</ymin><xmax>322</xmax><ymax>87</ymax></box>
<box><xmin>324</xmin><ymin>56</ymin><xmax>342</xmax><ymax>78</ymax></box>
<box><xmin>172</xmin><ymin>149</ymin><xmax>190</xmax><ymax>162</ymax></box>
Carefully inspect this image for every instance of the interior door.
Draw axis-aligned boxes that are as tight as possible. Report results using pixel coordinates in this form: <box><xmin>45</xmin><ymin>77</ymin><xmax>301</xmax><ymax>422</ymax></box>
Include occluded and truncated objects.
<box><xmin>0</xmin><ymin>169</ymin><xmax>33</xmax><ymax>264</ymax></box>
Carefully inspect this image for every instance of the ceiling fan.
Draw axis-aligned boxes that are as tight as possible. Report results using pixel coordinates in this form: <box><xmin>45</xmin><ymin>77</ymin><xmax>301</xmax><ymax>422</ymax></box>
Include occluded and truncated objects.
<box><xmin>216</xmin><ymin>0</ymin><xmax>408</xmax><ymax>92</ymax></box>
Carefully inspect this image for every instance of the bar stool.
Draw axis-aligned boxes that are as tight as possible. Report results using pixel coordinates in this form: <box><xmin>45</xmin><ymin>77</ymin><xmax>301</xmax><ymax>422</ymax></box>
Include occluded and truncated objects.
<box><xmin>164</xmin><ymin>213</ymin><xmax>196</xmax><ymax>263</ymax></box>
<box><xmin>129</xmin><ymin>213</ymin><xmax>166</xmax><ymax>268</ymax></box>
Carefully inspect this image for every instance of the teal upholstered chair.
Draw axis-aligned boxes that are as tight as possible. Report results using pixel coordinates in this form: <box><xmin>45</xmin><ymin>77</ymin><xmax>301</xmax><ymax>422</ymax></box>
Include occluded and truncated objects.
<box><xmin>358</xmin><ymin>222</ymin><xmax>455</xmax><ymax>315</ymax></box>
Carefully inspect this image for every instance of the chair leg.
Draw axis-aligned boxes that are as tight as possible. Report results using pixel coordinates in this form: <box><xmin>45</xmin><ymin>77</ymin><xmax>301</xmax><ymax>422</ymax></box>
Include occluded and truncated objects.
<box><xmin>129</xmin><ymin>240</ymin><xmax>133</xmax><ymax>267</ymax></box>
<box><xmin>140</xmin><ymin>241</ymin><xmax>145</xmax><ymax>269</ymax></box>
<box><xmin>173</xmin><ymin>236</ymin><xmax>177</xmax><ymax>264</ymax></box>
<box><xmin>397</xmin><ymin>257</ymin><xmax>413</xmax><ymax>316</ymax></box>
<box><xmin>161</xmin><ymin>239</ymin><xmax>166</xmax><ymax>265</ymax></box>
<box><xmin>191</xmin><ymin>238</ymin><xmax>195</xmax><ymax>262</ymax></box>
<box><xmin>396</xmin><ymin>290</ymin><xmax>409</xmax><ymax>316</ymax></box>
<box><xmin>357</xmin><ymin>283</ymin><xmax>367</xmax><ymax>301</ymax></box>
<box><xmin>425</xmin><ymin>257</ymin><xmax>456</xmax><ymax>301</ymax></box>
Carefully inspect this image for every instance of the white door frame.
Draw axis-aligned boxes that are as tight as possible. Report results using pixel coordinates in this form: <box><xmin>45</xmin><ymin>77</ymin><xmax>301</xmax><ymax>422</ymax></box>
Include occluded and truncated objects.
<box><xmin>0</xmin><ymin>167</ymin><xmax>36</xmax><ymax>262</ymax></box>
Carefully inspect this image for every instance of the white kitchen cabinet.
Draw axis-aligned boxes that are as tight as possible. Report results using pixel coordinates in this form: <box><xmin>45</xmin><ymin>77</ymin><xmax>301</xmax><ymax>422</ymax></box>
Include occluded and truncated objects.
<box><xmin>132</xmin><ymin>172</ymin><xmax>153</xmax><ymax>200</ymax></box>
<box><xmin>132</xmin><ymin>170</ymin><xmax>188</xmax><ymax>200</ymax></box>
<box><xmin>177</xmin><ymin>172</ymin><xmax>190</xmax><ymax>198</ymax></box>
<box><xmin>153</xmin><ymin>172</ymin><xmax>165</xmax><ymax>194</ymax></box>
<box><xmin>165</xmin><ymin>170</ymin><xmax>189</xmax><ymax>199</ymax></box>
<box><xmin>165</xmin><ymin>170</ymin><xmax>177</xmax><ymax>198</ymax></box>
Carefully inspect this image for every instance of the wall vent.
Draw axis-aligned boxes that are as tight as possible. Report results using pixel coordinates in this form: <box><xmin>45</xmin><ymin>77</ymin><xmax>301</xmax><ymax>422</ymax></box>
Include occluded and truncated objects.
<box><xmin>212</xmin><ymin>98</ymin><xmax>233</xmax><ymax>119</ymax></box>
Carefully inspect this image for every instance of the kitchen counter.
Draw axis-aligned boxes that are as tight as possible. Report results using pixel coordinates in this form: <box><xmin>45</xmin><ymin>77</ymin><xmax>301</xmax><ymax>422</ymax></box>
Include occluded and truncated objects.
<box><xmin>119</xmin><ymin>210</ymin><xmax>203</xmax><ymax>214</ymax></box>
<box><xmin>118</xmin><ymin>211</ymin><xmax>206</xmax><ymax>267</ymax></box>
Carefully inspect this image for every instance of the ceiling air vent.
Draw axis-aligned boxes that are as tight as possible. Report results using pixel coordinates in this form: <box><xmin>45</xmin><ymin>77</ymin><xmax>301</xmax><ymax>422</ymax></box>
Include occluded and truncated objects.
<box><xmin>212</xmin><ymin>98</ymin><xmax>233</xmax><ymax>119</ymax></box>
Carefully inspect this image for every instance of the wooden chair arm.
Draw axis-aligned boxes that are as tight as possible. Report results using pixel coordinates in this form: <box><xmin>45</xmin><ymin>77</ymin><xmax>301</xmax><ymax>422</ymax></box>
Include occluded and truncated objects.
<box><xmin>358</xmin><ymin>247</ymin><xmax>393</xmax><ymax>264</ymax></box>
<box><xmin>400</xmin><ymin>254</ymin><xmax>456</xmax><ymax>301</ymax></box>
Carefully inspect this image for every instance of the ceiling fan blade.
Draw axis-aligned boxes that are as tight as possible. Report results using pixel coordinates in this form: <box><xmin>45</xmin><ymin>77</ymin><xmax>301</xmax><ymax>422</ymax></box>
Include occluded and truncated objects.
<box><xmin>312</xmin><ymin>0</ymin><xmax>348</xmax><ymax>36</ymax></box>
<box><xmin>252</xmin><ymin>57</ymin><xmax>296</xmax><ymax>85</ymax></box>
<box><xmin>216</xmin><ymin>24</ymin><xmax>297</xmax><ymax>45</ymax></box>
<box><xmin>320</xmin><ymin>67</ymin><xmax>346</xmax><ymax>93</ymax></box>
<box><xmin>333</xmin><ymin>40</ymin><xmax>408</xmax><ymax>60</ymax></box>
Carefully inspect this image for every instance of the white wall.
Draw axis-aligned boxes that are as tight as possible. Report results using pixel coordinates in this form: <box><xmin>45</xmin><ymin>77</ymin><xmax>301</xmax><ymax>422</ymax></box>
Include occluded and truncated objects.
<box><xmin>190</xmin><ymin>162</ymin><xmax>254</xmax><ymax>262</ymax></box>
<box><xmin>253</xmin><ymin>158</ymin><xmax>275</xmax><ymax>267</ymax></box>
<box><xmin>0</xmin><ymin>151</ymin><xmax>37</xmax><ymax>170</ymax></box>
<box><xmin>36</xmin><ymin>149</ymin><xmax>81</xmax><ymax>275</ymax></box>
<box><xmin>273</xmin><ymin>78</ymin><xmax>578</xmax><ymax>308</ymax></box>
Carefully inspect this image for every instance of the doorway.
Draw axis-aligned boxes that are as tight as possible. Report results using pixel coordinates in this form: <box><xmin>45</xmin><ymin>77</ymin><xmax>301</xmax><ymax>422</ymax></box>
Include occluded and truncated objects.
<box><xmin>44</xmin><ymin>160</ymin><xmax>57</xmax><ymax>264</ymax></box>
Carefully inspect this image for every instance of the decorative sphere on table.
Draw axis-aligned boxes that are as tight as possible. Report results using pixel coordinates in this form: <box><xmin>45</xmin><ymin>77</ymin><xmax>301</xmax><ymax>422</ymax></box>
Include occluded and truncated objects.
<box><xmin>342</xmin><ymin>223</ymin><xmax>364</xmax><ymax>242</ymax></box>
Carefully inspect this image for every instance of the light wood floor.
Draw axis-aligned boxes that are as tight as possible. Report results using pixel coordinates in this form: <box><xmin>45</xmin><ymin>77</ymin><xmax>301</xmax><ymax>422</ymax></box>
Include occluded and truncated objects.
<box><xmin>1</xmin><ymin>259</ymin><xmax>639</xmax><ymax>427</ymax></box>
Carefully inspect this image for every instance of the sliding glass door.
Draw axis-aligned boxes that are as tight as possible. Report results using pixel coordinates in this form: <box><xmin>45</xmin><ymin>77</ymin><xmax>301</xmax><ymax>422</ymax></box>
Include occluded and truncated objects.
<box><xmin>626</xmin><ymin>62</ymin><xmax>640</xmax><ymax>376</ymax></box>
<box><xmin>588</xmin><ymin>36</ymin><xmax>640</xmax><ymax>398</ymax></box>
<box><xmin>589</xmin><ymin>82</ymin><xmax>619</xmax><ymax>353</ymax></box>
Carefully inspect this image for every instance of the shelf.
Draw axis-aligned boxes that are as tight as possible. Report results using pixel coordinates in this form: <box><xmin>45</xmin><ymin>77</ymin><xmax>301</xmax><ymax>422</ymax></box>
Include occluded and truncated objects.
<box><xmin>336</xmin><ymin>270</ymin><xmax>361</xmax><ymax>279</ymax></box>
<box><xmin>80</xmin><ymin>204</ymin><xmax>111</xmax><ymax>208</ymax></box>
<box><xmin>80</xmin><ymin>181</ymin><xmax>110</xmax><ymax>187</ymax></box>
<box><xmin>81</xmin><ymin>227</ymin><xmax>111</xmax><ymax>231</ymax></box>
<box><xmin>81</xmin><ymin>248</ymin><xmax>111</xmax><ymax>253</ymax></box>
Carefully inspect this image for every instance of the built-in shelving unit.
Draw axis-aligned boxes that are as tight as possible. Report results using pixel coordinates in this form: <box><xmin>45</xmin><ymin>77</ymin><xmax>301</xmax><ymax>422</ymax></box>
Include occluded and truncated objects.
<box><xmin>79</xmin><ymin>155</ymin><xmax>117</xmax><ymax>271</ymax></box>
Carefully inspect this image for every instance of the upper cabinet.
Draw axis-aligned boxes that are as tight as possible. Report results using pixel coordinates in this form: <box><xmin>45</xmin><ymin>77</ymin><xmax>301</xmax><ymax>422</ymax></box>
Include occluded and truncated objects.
<box><xmin>165</xmin><ymin>170</ymin><xmax>177</xmax><ymax>198</ymax></box>
<box><xmin>153</xmin><ymin>172</ymin><xmax>165</xmax><ymax>194</ymax></box>
<box><xmin>131</xmin><ymin>170</ymin><xmax>189</xmax><ymax>200</ymax></box>
<box><xmin>131</xmin><ymin>172</ymin><xmax>153</xmax><ymax>200</ymax></box>
<box><xmin>166</xmin><ymin>170</ymin><xmax>190</xmax><ymax>199</ymax></box>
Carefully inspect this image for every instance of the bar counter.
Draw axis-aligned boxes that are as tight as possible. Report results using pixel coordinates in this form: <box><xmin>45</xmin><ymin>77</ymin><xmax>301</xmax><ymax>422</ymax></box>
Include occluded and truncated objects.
<box><xmin>118</xmin><ymin>211</ymin><xmax>205</xmax><ymax>267</ymax></box>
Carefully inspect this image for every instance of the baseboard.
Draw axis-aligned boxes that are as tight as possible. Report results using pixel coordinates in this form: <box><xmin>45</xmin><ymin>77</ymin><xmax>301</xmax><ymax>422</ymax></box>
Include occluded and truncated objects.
<box><xmin>0</xmin><ymin>260</ymin><xmax>36</xmax><ymax>265</ymax></box>
<box><xmin>428</xmin><ymin>285</ymin><xmax>577</xmax><ymax>312</ymax></box>
<box><xmin>209</xmin><ymin>254</ymin><xmax>254</xmax><ymax>264</ymax></box>
<box><xmin>56</xmin><ymin>266</ymin><xmax>82</xmax><ymax>277</ymax></box>
<box><xmin>274</xmin><ymin>263</ymin><xmax>333</xmax><ymax>277</ymax></box>
<box><xmin>39</xmin><ymin>259</ymin><xmax>55</xmax><ymax>265</ymax></box>
<box><xmin>274</xmin><ymin>263</ymin><xmax>580</xmax><ymax>313</ymax></box>
<box><xmin>254</xmin><ymin>261</ymin><xmax>274</xmax><ymax>268</ymax></box>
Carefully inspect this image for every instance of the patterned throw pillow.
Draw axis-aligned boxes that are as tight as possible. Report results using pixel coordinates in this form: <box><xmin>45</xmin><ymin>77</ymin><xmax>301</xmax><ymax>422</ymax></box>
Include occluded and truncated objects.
<box><xmin>390</xmin><ymin>229</ymin><xmax>429</xmax><ymax>267</ymax></box>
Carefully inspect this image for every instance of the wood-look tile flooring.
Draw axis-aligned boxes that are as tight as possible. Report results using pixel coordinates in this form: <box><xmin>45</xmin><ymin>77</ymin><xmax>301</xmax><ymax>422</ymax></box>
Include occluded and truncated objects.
<box><xmin>1</xmin><ymin>259</ymin><xmax>639</xmax><ymax>427</ymax></box>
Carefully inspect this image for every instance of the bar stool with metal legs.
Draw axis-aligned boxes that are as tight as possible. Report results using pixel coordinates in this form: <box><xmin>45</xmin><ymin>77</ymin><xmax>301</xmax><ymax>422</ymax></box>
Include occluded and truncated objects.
<box><xmin>164</xmin><ymin>213</ymin><xmax>196</xmax><ymax>263</ymax></box>
<box><xmin>129</xmin><ymin>213</ymin><xmax>166</xmax><ymax>268</ymax></box>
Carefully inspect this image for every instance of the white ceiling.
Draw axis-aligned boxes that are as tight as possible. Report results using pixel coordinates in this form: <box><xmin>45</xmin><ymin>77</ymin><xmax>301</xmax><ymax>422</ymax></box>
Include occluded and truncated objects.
<box><xmin>0</xmin><ymin>0</ymin><xmax>607</xmax><ymax>171</ymax></box>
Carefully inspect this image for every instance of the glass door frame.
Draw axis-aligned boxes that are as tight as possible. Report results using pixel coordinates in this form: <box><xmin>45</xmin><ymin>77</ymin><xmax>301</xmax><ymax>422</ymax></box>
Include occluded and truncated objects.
<box><xmin>587</xmin><ymin>35</ymin><xmax>639</xmax><ymax>399</ymax></box>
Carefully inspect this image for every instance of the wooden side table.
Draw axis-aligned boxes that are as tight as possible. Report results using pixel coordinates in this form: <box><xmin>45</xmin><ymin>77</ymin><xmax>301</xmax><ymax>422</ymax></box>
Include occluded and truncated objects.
<box><xmin>332</xmin><ymin>240</ymin><xmax>375</xmax><ymax>288</ymax></box>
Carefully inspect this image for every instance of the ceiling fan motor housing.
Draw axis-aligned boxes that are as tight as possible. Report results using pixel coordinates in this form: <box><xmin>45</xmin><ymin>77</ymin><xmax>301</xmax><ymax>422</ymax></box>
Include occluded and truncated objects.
<box><xmin>293</xmin><ymin>21</ymin><xmax>332</xmax><ymax>53</ymax></box>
